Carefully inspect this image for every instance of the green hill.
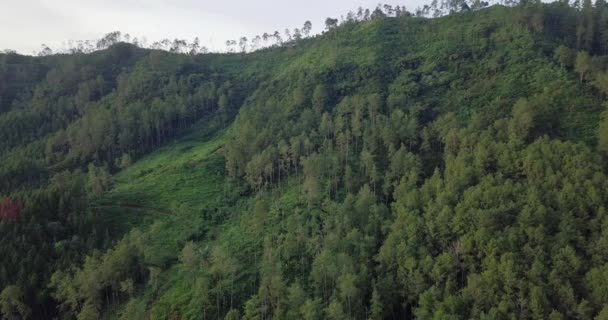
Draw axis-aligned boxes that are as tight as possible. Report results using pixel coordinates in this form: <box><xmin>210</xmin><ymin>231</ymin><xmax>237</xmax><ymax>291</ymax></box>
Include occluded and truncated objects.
<box><xmin>2</xmin><ymin>3</ymin><xmax>608</xmax><ymax>319</ymax></box>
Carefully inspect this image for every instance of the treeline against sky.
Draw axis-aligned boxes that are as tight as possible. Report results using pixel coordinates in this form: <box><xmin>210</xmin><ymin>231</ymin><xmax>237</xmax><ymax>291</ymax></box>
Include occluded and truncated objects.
<box><xmin>7</xmin><ymin>0</ymin><xmax>505</xmax><ymax>57</ymax></box>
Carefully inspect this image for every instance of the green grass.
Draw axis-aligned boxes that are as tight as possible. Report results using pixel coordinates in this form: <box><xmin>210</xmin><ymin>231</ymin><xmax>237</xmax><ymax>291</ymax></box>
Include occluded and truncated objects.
<box><xmin>102</xmin><ymin>127</ymin><xmax>229</xmax><ymax>211</ymax></box>
<box><xmin>94</xmin><ymin>120</ymin><xmax>236</xmax><ymax>243</ymax></box>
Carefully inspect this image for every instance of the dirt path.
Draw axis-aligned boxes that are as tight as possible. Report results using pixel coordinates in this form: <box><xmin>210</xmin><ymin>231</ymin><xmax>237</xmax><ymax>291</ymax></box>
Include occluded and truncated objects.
<box><xmin>90</xmin><ymin>203</ymin><xmax>173</xmax><ymax>215</ymax></box>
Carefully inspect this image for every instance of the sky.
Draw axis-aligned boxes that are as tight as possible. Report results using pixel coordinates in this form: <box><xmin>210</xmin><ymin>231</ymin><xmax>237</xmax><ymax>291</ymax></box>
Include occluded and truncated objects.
<box><xmin>0</xmin><ymin>0</ymin><xmax>426</xmax><ymax>54</ymax></box>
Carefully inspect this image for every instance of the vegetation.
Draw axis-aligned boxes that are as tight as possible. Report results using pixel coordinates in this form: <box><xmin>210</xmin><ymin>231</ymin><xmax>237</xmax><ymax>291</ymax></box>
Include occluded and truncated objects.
<box><xmin>3</xmin><ymin>1</ymin><xmax>608</xmax><ymax>319</ymax></box>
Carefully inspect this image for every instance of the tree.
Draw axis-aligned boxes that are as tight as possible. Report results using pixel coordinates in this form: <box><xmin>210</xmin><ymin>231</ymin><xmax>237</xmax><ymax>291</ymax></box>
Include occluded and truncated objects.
<box><xmin>96</xmin><ymin>31</ymin><xmax>121</xmax><ymax>50</ymax></box>
<box><xmin>239</xmin><ymin>37</ymin><xmax>248</xmax><ymax>53</ymax></box>
<box><xmin>0</xmin><ymin>286</ymin><xmax>31</xmax><ymax>320</ymax></box>
<box><xmin>554</xmin><ymin>45</ymin><xmax>575</xmax><ymax>68</ymax></box>
<box><xmin>251</xmin><ymin>35</ymin><xmax>262</xmax><ymax>51</ymax></box>
<box><xmin>225</xmin><ymin>40</ymin><xmax>237</xmax><ymax>53</ymax></box>
<box><xmin>189</xmin><ymin>37</ymin><xmax>201</xmax><ymax>55</ymax></box>
<box><xmin>325</xmin><ymin>18</ymin><xmax>339</xmax><ymax>31</ymax></box>
<box><xmin>87</xmin><ymin>164</ymin><xmax>113</xmax><ymax>196</ymax></box>
<box><xmin>508</xmin><ymin>98</ymin><xmax>535</xmax><ymax>142</ymax></box>
<box><xmin>384</xmin><ymin>4</ymin><xmax>395</xmax><ymax>16</ymax></box>
<box><xmin>286</xmin><ymin>283</ymin><xmax>306</xmax><ymax>319</ymax></box>
<box><xmin>372</xmin><ymin>5</ymin><xmax>387</xmax><ymax>19</ymax></box>
<box><xmin>301</xmin><ymin>298</ymin><xmax>323</xmax><ymax>320</ymax></box>
<box><xmin>293</xmin><ymin>28</ymin><xmax>302</xmax><ymax>41</ymax></box>
<box><xmin>312</xmin><ymin>84</ymin><xmax>329</xmax><ymax>111</ymax></box>
<box><xmin>594</xmin><ymin>71</ymin><xmax>608</xmax><ymax>95</ymax></box>
<box><xmin>303</xmin><ymin>153</ymin><xmax>323</xmax><ymax>206</ymax></box>
<box><xmin>224</xmin><ymin>309</ymin><xmax>241</xmax><ymax>320</ymax></box>
<box><xmin>116</xmin><ymin>153</ymin><xmax>132</xmax><ymax>169</ymax></box>
<box><xmin>273</xmin><ymin>31</ymin><xmax>283</xmax><ymax>45</ymax></box>
<box><xmin>284</xmin><ymin>29</ymin><xmax>292</xmax><ymax>42</ymax></box>
<box><xmin>209</xmin><ymin>246</ymin><xmax>239</xmax><ymax>312</ymax></box>
<box><xmin>596</xmin><ymin>0</ymin><xmax>608</xmax><ymax>54</ymax></box>
<box><xmin>38</xmin><ymin>44</ymin><xmax>53</xmax><ymax>56</ymax></box>
<box><xmin>395</xmin><ymin>6</ymin><xmax>403</xmax><ymax>17</ymax></box>
<box><xmin>598</xmin><ymin>109</ymin><xmax>608</xmax><ymax>155</ymax></box>
<box><xmin>575</xmin><ymin>51</ymin><xmax>593</xmax><ymax>81</ymax></box>
<box><xmin>78</xmin><ymin>302</ymin><xmax>99</xmax><ymax>320</ymax></box>
<box><xmin>578</xmin><ymin>0</ymin><xmax>595</xmax><ymax>51</ymax></box>
<box><xmin>327</xmin><ymin>297</ymin><xmax>346</xmax><ymax>320</ymax></box>
<box><xmin>346</xmin><ymin>11</ymin><xmax>356</xmax><ymax>23</ymax></box>
<box><xmin>170</xmin><ymin>39</ymin><xmax>187</xmax><ymax>53</ymax></box>
<box><xmin>337</xmin><ymin>273</ymin><xmax>358</xmax><ymax>316</ymax></box>
<box><xmin>179</xmin><ymin>241</ymin><xmax>200</xmax><ymax>269</ymax></box>
<box><xmin>369</xmin><ymin>285</ymin><xmax>383</xmax><ymax>320</ymax></box>
<box><xmin>303</xmin><ymin>21</ymin><xmax>313</xmax><ymax>37</ymax></box>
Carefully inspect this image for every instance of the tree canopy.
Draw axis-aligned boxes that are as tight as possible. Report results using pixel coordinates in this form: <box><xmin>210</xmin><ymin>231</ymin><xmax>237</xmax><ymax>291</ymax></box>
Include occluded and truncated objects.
<box><xmin>3</xmin><ymin>1</ymin><xmax>608</xmax><ymax>319</ymax></box>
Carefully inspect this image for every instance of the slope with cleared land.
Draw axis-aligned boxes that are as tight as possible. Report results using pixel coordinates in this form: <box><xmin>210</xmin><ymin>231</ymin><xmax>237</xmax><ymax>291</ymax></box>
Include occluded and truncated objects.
<box><xmin>4</xmin><ymin>3</ymin><xmax>608</xmax><ymax>320</ymax></box>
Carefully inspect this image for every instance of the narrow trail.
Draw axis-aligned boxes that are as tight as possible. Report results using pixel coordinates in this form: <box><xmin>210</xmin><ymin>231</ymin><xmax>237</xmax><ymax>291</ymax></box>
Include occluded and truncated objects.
<box><xmin>90</xmin><ymin>203</ymin><xmax>174</xmax><ymax>216</ymax></box>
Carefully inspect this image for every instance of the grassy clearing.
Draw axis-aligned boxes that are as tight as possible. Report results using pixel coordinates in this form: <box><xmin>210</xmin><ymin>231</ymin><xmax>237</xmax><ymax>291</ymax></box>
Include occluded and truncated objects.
<box><xmin>102</xmin><ymin>127</ymin><xmax>229</xmax><ymax>211</ymax></box>
<box><xmin>94</xmin><ymin>119</ymin><xmax>238</xmax><ymax>243</ymax></box>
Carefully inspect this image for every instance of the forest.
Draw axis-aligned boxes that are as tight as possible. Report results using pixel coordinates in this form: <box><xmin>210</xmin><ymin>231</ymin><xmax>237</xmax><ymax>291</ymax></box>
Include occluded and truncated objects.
<box><xmin>2</xmin><ymin>0</ymin><xmax>608</xmax><ymax>319</ymax></box>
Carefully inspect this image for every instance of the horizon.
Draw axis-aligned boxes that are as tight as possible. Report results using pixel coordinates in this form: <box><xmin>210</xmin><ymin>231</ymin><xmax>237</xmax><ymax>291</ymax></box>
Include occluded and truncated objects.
<box><xmin>0</xmin><ymin>0</ymin><xmax>426</xmax><ymax>55</ymax></box>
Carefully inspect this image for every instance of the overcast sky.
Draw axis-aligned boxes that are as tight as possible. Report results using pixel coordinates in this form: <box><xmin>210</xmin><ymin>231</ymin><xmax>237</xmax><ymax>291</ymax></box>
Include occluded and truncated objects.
<box><xmin>0</xmin><ymin>0</ymin><xmax>426</xmax><ymax>54</ymax></box>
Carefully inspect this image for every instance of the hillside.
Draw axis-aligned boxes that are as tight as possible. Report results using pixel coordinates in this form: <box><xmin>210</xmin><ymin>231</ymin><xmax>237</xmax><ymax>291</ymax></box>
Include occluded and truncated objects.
<box><xmin>2</xmin><ymin>2</ymin><xmax>608</xmax><ymax>320</ymax></box>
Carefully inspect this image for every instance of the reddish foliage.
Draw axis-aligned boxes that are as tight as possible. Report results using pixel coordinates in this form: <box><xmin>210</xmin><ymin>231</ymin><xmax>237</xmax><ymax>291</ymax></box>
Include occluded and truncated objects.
<box><xmin>0</xmin><ymin>198</ymin><xmax>24</xmax><ymax>220</ymax></box>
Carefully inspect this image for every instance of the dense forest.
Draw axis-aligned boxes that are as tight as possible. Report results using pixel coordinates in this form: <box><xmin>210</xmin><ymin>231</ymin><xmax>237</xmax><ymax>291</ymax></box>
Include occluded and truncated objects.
<box><xmin>3</xmin><ymin>0</ymin><xmax>608</xmax><ymax>319</ymax></box>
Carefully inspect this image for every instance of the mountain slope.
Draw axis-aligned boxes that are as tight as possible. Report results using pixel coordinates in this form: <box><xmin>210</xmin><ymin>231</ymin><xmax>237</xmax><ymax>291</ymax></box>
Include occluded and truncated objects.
<box><xmin>3</xmin><ymin>3</ymin><xmax>608</xmax><ymax>320</ymax></box>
